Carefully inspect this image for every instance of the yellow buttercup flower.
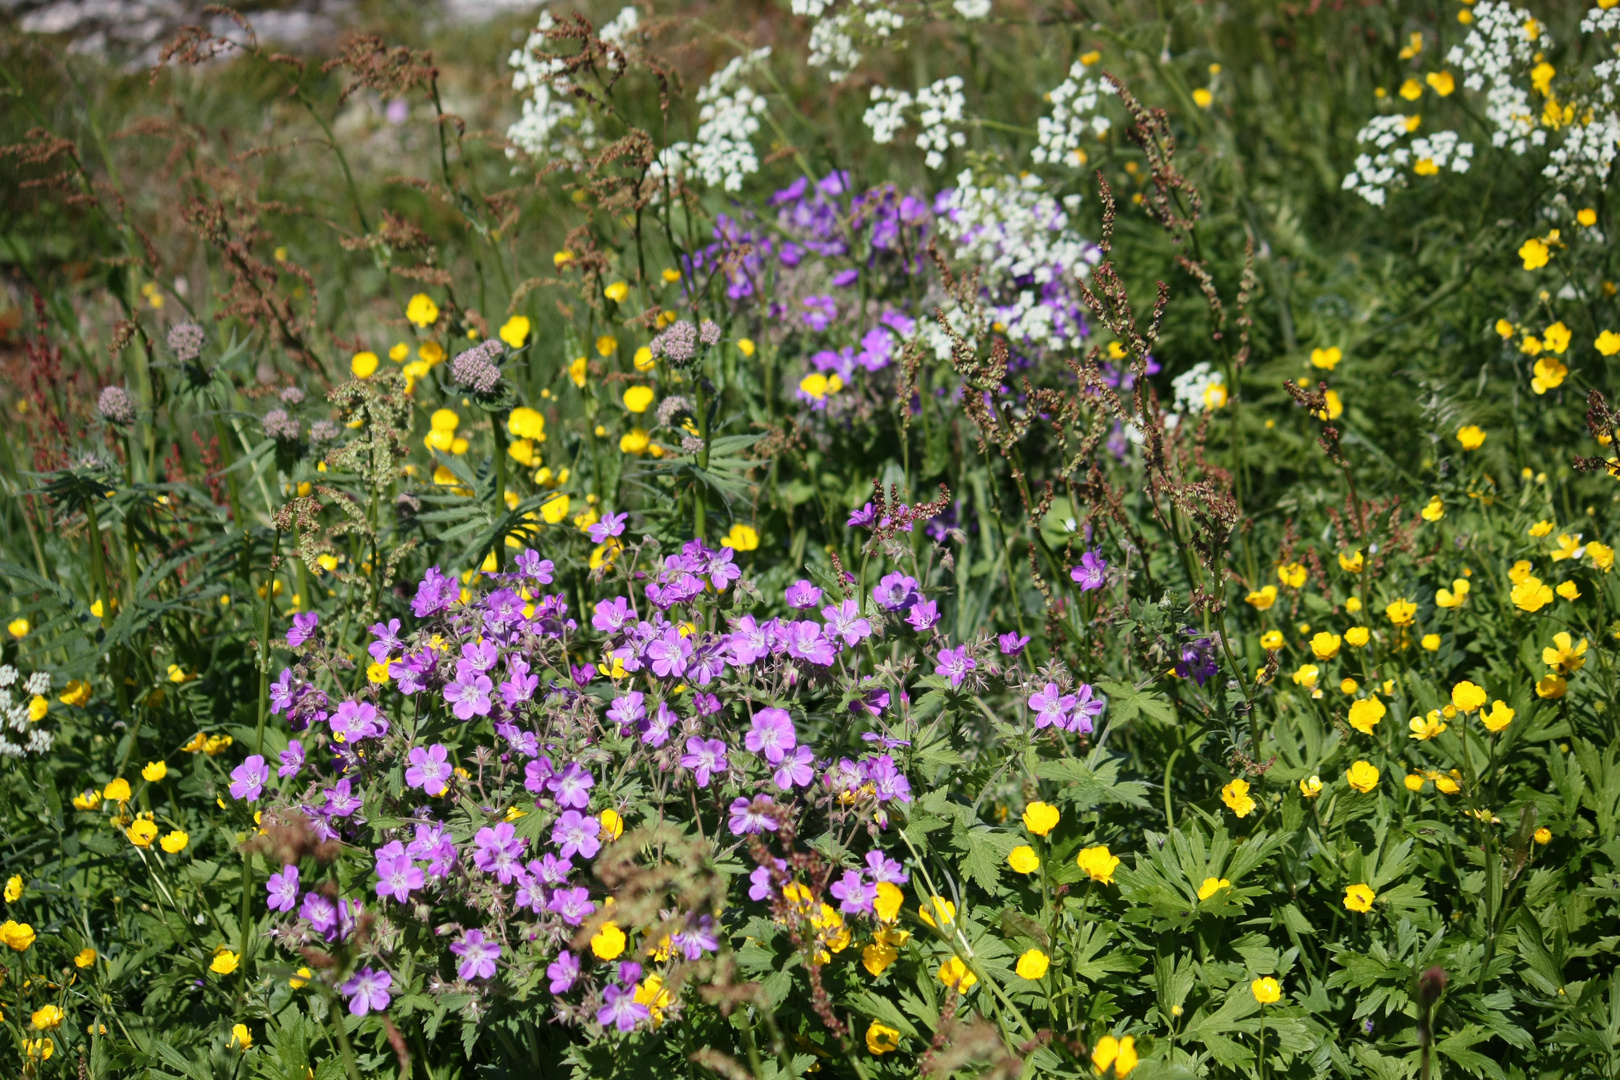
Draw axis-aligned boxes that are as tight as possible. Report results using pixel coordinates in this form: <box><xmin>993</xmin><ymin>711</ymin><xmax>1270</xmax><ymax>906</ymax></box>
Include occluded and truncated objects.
<box><xmin>74</xmin><ymin>947</ymin><xmax>96</xmax><ymax>968</ymax></box>
<box><xmin>1338</xmin><ymin>549</ymin><xmax>1364</xmax><ymax>573</ymax></box>
<box><xmin>1385</xmin><ymin>599</ymin><xmax>1417</xmax><ymax>626</ymax></box>
<box><xmin>1348</xmin><ymin>697</ymin><xmax>1386</xmax><ymax>735</ymax></box>
<box><xmin>507</xmin><ymin>407</ymin><xmax>545</xmax><ymax>440</ymax></box>
<box><xmin>1276</xmin><ymin>562</ymin><xmax>1307</xmax><ymax>588</ymax></box>
<box><xmin>7</xmin><ymin>617</ymin><xmax>28</xmax><ymax>639</ymax></box>
<box><xmin>1435</xmin><ymin>579</ymin><xmax>1469</xmax><ymax>608</ymax></box>
<box><xmin>1587</xmin><ymin>542</ymin><xmax>1614</xmax><ymax>572</ymax></box>
<box><xmin>127</xmin><ymin>819</ymin><xmax>159</xmax><ymax>847</ymax></box>
<box><xmin>1344</xmin><ymin>626</ymin><xmax>1370</xmax><ymax>647</ymax></box>
<box><xmin>1197</xmin><ymin>877</ymin><xmax>1232</xmax><ymax>901</ymax></box>
<box><xmin>1513</xmin><ymin>575</ymin><xmax>1554</xmax><ymax>612</ymax></box>
<box><xmin>1420</xmin><ymin>496</ymin><xmax>1445</xmax><ymax>522</ymax></box>
<box><xmin>865</xmin><ymin>1020</ymin><xmax>901</xmax><ymax>1054</ymax></box>
<box><xmin>289</xmin><ymin>966</ymin><xmax>312</xmax><ymax>989</ymax></box>
<box><xmin>59</xmin><ymin>680</ymin><xmax>91</xmax><ymax>706</ymax></box>
<box><xmin>1251</xmin><ymin>977</ymin><xmax>1282</xmax><ymax>1004</ymax></box>
<box><xmin>405</xmin><ymin>293</ymin><xmax>439</xmax><ymax>328</ymax></box>
<box><xmin>936</xmin><ymin>954</ymin><xmax>977</xmax><ymax>992</ymax></box>
<box><xmin>1551</xmin><ymin>533</ymin><xmax>1584</xmax><ymax>561</ymax></box>
<box><xmin>1531</xmin><ymin>355</ymin><xmax>1567</xmax><ymax>394</ymax></box>
<box><xmin>1346</xmin><ymin>760</ymin><xmax>1380</xmax><ymax>793</ymax></box>
<box><xmin>873</xmin><ymin>882</ymin><xmax>904</xmax><ymax>923</ymax></box>
<box><xmin>1544</xmin><ymin>632</ymin><xmax>1587</xmax><ymax>674</ymax></box>
<box><xmin>31</xmin><ymin>1004</ymin><xmax>64</xmax><ymax>1030</ymax></box>
<box><xmin>599</xmin><ymin>808</ymin><xmax>624</xmax><ymax>841</ymax></box>
<box><xmin>1556</xmin><ymin>580</ymin><xmax>1580</xmax><ymax>601</ymax></box>
<box><xmin>499</xmin><ymin>316</ymin><xmax>531</xmax><ymax>348</ymax></box>
<box><xmin>604</xmin><ymin>281</ymin><xmax>630</xmax><ymax>302</ymax></box>
<box><xmin>721</xmin><ymin>524</ymin><xmax>759</xmax><ymax>551</ymax></box>
<box><xmin>103</xmin><ymin>778</ymin><xmax>131</xmax><ymax>802</ymax></box>
<box><xmin>1292</xmin><ymin>664</ymin><xmax>1320</xmax><ymax>690</ymax></box>
<box><xmin>1092</xmin><ymin>1035</ymin><xmax>1138</xmax><ymax>1077</ymax></box>
<box><xmin>1022</xmin><ymin>801</ymin><xmax>1060</xmax><ymax>837</ymax></box>
<box><xmin>1076</xmin><ymin>845</ymin><xmax>1120</xmax><ymax>884</ymax></box>
<box><xmin>1015</xmin><ymin>948</ymin><xmax>1050</xmax><ymax>980</ymax></box>
<box><xmin>1409</xmin><ymin>712</ymin><xmax>1447</xmax><ymax>740</ymax></box>
<box><xmin>1481</xmin><ymin>700</ymin><xmax>1514</xmax><ymax>734</ymax></box>
<box><xmin>1</xmin><ymin>919</ymin><xmax>36</xmax><ymax>950</ymax></box>
<box><xmin>1456</xmin><ymin>425</ymin><xmax>1485</xmax><ymax>450</ymax></box>
<box><xmin>569</xmin><ymin>355</ymin><xmax>588</xmax><ymax>388</ymax></box>
<box><xmin>1260</xmin><ymin>630</ymin><xmax>1284</xmax><ymax>650</ymax></box>
<box><xmin>1246</xmin><ymin>585</ymin><xmax>1278</xmax><ymax>609</ymax></box>
<box><xmin>1451</xmin><ymin>680</ymin><xmax>1487</xmax><ymax>712</ymax></box>
<box><xmin>862</xmin><ymin>940</ymin><xmax>899</xmax><ymax>977</ymax></box>
<box><xmin>918</xmin><ymin>895</ymin><xmax>956</xmax><ymax>928</ymax></box>
<box><xmin>1007</xmin><ymin>845</ymin><xmax>1041</xmax><ymax>874</ymax></box>
<box><xmin>590</xmin><ymin>923</ymin><xmax>627</xmax><ymax>960</ymax></box>
<box><xmin>1221</xmin><ymin>778</ymin><xmax>1256</xmax><ymax>817</ymax></box>
<box><xmin>142</xmin><ymin>760</ymin><xmax>167</xmax><ymax>783</ymax></box>
<box><xmin>230</xmin><ymin>1023</ymin><xmax>253</xmax><ymax>1050</ymax></box>
<box><xmin>1519</xmin><ymin>237</ymin><xmax>1550</xmax><ymax>270</ymax></box>
<box><xmin>1529</xmin><ymin>520</ymin><xmax>1554</xmax><ymax>538</ymax></box>
<box><xmin>623</xmin><ymin>385</ymin><xmax>655</xmax><ymax>413</ymax></box>
<box><xmin>1310</xmin><ymin>632</ymin><xmax>1342</xmax><ymax>660</ymax></box>
<box><xmin>350</xmin><ymin>351</ymin><xmax>378</xmax><ymax>379</ymax></box>
<box><xmin>160</xmin><ymin>830</ymin><xmax>190</xmax><ymax>854</ymax></box>
<box><xmin>1534</xmin><ymin>827</ymin><xmax>1552</xmax><ymax>844</ymax></box>
<box><xmin>1343</xmin><ymin>883</ymin><xmax>1375</xmax><ymax>912</ymax></box>
<box><xmin>3</xmin><ymin>874</ymin><xmax>20</xmax><ymax>902</ymax></box>
<box><xmin>211</xmin><ymin>949</ymin><xmax>241</xmax><ymax>975</ymax></box>
<box><xmin>1310</xmin><ymin>346</ymin><xmax>1342</xmax><ymax>370</ymax></box>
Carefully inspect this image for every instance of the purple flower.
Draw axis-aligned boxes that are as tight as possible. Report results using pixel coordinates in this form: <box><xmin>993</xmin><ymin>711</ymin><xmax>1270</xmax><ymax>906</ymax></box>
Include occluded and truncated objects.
<box><xmin>681</xmin><ymin>737</ymin><xmax>728</xmax><ymax>788</ymax></box>
<box><xmin>511</xmin><ymin>548</ymin><xmax>555</xmax><ymax>583</ymax></box>
<box><xmin>670</xmin><ymin>916</ymin><xmax>720</xmax><ymax>961</ymax></box>
<box><xmin>607</xmin><ymin>692</ymin><xmax>646</xmax><ymax>734</ymax></box>
<box><xmin>935</xmin><ymin>645</ymin><xmax>975</xmax><ymax>689</ymax></box>
<box><xmin>646</xmin><ymin>628</ymin><xmax>693</xmax><ymax>679</ymax></box>
<box><xmin>329</xmin><ymin>699</ymin><xmax>386</xmax><ymax>744</ymax></box>
<box><xmin>341</xmin><ymin>967</ymin><xmax>392</xmax><ymax>1016</ymax></box>
<box><xmin>745</xmin><ymin>708</ymin><xmax>797</xmax><ymax>765</ymax></box>
<box><xmin>551</xmin><ymin>810</ymin><xmax>602</xmax><ymax>860</ymax></box>
<box><xmin>821</xmin><ymin>599</ymin><xmax>872</xmax><ymax>646</ymax></box>
<box><xmin>800</xmin><ymin>294</ymin><xmax>837</xmax><ymax>332</ymax></box>
<box><xmin>533</xmin><ymin>853</ymin><xmax>574</xmax><ymax>885</ymax></box>
<box><xmin>773</xmin><ymin>744</ymin><xmax>816</xmax><ymax>790</ymax></box>
<box><xmin>450</xmin><ymin>929</ymin><xmax>502</xmax><ymax>981</ymax></box>
<box><xmin>847</xmin><ymin>503</ymin><xmax>877</xmax><ymax>528</ymax></box>
<box><xmin>998</xmin><ymin>632</ymin><xmax>1030</xmax><ymax>656</ymax></box>
<box><xmin>405</xmin><ymin>744</ymin><xmax>453</xmax><ymax>795</ymax></box>
<box><xmin>390</xmin><ymin>651</ymin><xmax>433</xmax><ymax>695</ymax></box>
<box><xmin>375</xmin><ymin>849</ymin><xmax>425</xmax><ymax>904</ymax></box>
<box><xmin>872</xmin><ymin>572</ymin><xmax>920</xmax><ymax>611</ymax></box>
<box><xmin>1029</xmin><ymin>682</ymin><xmax>1077</xmax><ymax>730</ymax></box>
<box><xmin>524</xmin><ymin>755</ymin><xmax>556</xmax><ymax>794</ymax></box>
<box><xmin>322</xmin><ymin>778</ymin><xmax>362</xmax><ymax>818</ymax></box>
<box><xmin>269</xmin><ymin>669</ymin><xmax>296</xmax><ymax>715</ymax></box>
<box><xmin>299</xmin><ymin>892</ymin><xmax>337</xmax><ymax>935</ymax></box>
<box><xmin>472</xmin><ymin>822</ymin><xmax>527</xmax><ymax>883</ymax></box>
<box><xmin>598</xmin><ymin>984</ymin><xmax>650</xmax><ymax>1032</ymax></box>
<box><xmin>547</xmin><ymin>886</ymin><xmax>596</xmax><ymax>925</ymax></box>
<box><xmin>785</xmin><ymin>580</ymin><xmax>823</xmax><ymax>609</ymax></box>
<box><xmin>547</xmin><ymin>763</ymin><xmax>595</xmax><ymax>810</ymax></box>
<box><xmin>641</xmin><ymin>702</ymin><xmax>676</xmax><ymax>748</ymax></box>
<box><xmin>588</xmin><ymin>511</ymin><xmax>628</xmax><ymax>544</ymax></box>
<box><xmin>783</xmin><ymin>620</ymin><xmax>836</xmax><ymax>666</ymax></box>
<box><xmin>229</xmin><ymin>755</ymin><xmax>269</xmax><ymax>801</ymax></box>
<box><xmin>443</xmin><ymin>667</ymin><xmax>493</xmax><ymax>720</ymax></box>
<box><xmin>278</xmin><ymin>739</ymin><xmax>305</xmax><ymax>779</ymax></box>
<box><xmin>367</xmin><ymin>618</ymin><xmax>403</xmax><ymax>663</ymax></box>
<box><xmin>1071</xmin><ymin>683</ymin><xmax>1105</xmax><ymax>734</ymax></box>
<box><xmin>906</xmin><ymin>599</ymin><xmax>940</xmax><ymax>632</ymax></box>
<box><xmin>864</xmin><ymin>754</ymin><xmax>913</xmax><ymax>803</ymax></box>
<box><xmin>592</xmin><ymin>596</ymin><xmax>633</xmax><ymax>633</ymax></box>
<box><xmin>286</xmin><ymin>612</ymin><xmax>319</xmax><ymax>648</ymax></box>
<box><xmin>547</xmin><ymin>950</ymin><xmax>580</xmax><ymax>994</ymax></box>
<box><xmin>830</xmin><ymin>869</ymin><xmax>876</xmax><ymax>915</ymax></box>
<box><xmin>1070</xmin><ymin>550</ymin><xmax>1108</xmax><ymax>592</ymax></box>
<box><xmin>500</xmin><ymin>657</ymin><xmax>539</xmax><ymax>706</ymax></box>
<box><xmin>266</xmin><ymin>865</ymin><xmax>299</xmax><ymax>912</ymax></box>
<box><xmin>749</xmin><ymin>859</ymin><xmax>786</xmax><ymax>901</ymax></box>
<box><xmin>460</xmin><ymin>640</ymin><xmax>499</xmax><ymax>672</ymax></box>
<box><xmin>408</xmin><ymin>822</ymin><xmax>457</xmax><ymax>879</ymax></box>
<box><xmin>865</xmin><ymin>850</ymin><xmax>908</xmax><ymax>884</ymax></box>
<box><xmin>728</xmin><ymin>796</ymin><xmax>781</xmax><ymax>836</ymax></box>
<box><xmin>1175</xmin><ymin>631</ymin><xmax>1219</xmax><ymax>687</ymax></box>
<box><xmin>412</xmin><ymin>566</ymin><xmax>458</xmax><ymax>619</ymax></box>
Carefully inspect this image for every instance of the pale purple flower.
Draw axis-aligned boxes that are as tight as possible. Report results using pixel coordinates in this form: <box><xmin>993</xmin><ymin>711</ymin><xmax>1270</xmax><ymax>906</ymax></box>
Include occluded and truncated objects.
<box><xmin>511</xmin><ymin>549</ymin><xmax>555</xmax><ymax>583</ymax></box>
<box><xmin>998</xmin><ymin>632</ymin><xmax>1030</xmax><ymax>656</ymax></box>
<box><xmin>607</xmin><ymin>692</ymin><xmax>646</xmax><ymax>733</ymax></box>
<box><xmin>443</xmin><ymin>667</ymin><xmax>493</xmax><ymax>720</ymax></box>
<box><xmin>532</xmin><ymin>853</ymin><xmax>573</xmax><ymax>885</ymax></box>
<box><xmin>598</xmin><ymin>984</ymin><xmax>650</xmax><ymax>1032</ymax></box>
<box><xmin>547</xmin><ymin>950</ymin><xmax>580</xmax><ymax>994</ymax></box>
<box><xmin>588</xmin><ymin>512</ymin><xmax>628</xmax><ymax>544</ymax></box>
<box><xmin>783</xmin><ymin>620</ymin><xmax>836</xmax><ymax>666</ymax></box>
<box><xmin>547</xmin><ymin>763</ymin><xmax>595</xmax><ymax>809</ymax></box>
<box><xmin>1029</xmin><ymin>683</ymin><xmax>1077</xmax><ymax>730</ymax></box>
<box><xmin>681</xmin><ymin>737</ymin><xmax>728</xmax><ymax>788</ymax></box>
<box><xmin>524</xmin><ymin>755</ymin><xmax>556</xmax><ymax>793</ymax></box>
<box><xmin>1071</xmin><ymin>684</ymin><xmax>1105</xmax><ymax>734</ymax></box>
<box><xmin>367</xmin><ymin>619</ymin><xmax>403</xmax><ymax>662</ymax></box>
<box><xmin>935</xmin><ymin>645</ymin><xmax>975</xmax><ymax>689</ymax></box>
<box><xmin>906</xmin><ymin>599</ymin><xmax>940</xmax><ymax>632</ymax></box>
<box><xmin>405</xmin><ymin>744</ymin><xmax>454</xmax><ymax>795</ymax></box>
<box><xmin>341</xmin><ymin>967</ymin><xmax>392</xmax><ymax>1016</ymax></box>
<box><xmin>551</xmin><ymin>810</ymin><xmax>602</xmax><ymax>860</ymax></box>
<box><xmin>670</xmin><ymin>916</ymin><xmax>720</xmax><ymax>960</ymax></box>
<box><xmin>865</xmin><ymin>850</ymin><xmax>908</xmax><ymax>884</ymax></box>
<box><xmin>300</xmin><ymin>892</ymin><xmax>337</xmax><ymax>935</ymax></box>
<box><xmin>800</xmin><ymin>294</ymin><xmax>837</xmax><ymax>331</ymax></box>
<box><xmin>461</xmin><ymin>640</ymin><xmax>500</xmax><ymax>672</ymax></box>
<box><xmin>1070</xmin><ymin>550</ymin><xmax>1108</xmax><ymax>591</ymax></box>
<box><xmin>773</xmin><ymin>744</ymin><xmax>816</xmax><ymax>790</ymax></box>
<box><xmin>785</xmin><ymin>580</ymin><xmax>823</xmax><ymax>609</ymax></box>
<box><xmin>500</xmin><ymin>657</ymin><xmax>538</xmax><ymax>706</ymax></box>
<box><xmin>728</xmin><ymin>796</ymin><xmax>781</xmax><ymax>836</ymax></box>
<box><xmin>864</xmin><ymin>754</ymin><xmax>913</xmax><ymax>803</ymax></box>
<box><xmin>451</xmin><ymin>929</ymin><xmax>502</xmax><ymax>981</ymax></box>
<box><xmin>749</xmin><ymin>859</ymin><xmax>786</xmax><ymax>901</ymax></box>
<box><xmin>375</xmin><ymin>850</ymin><xmax>425</xmax><ymax>903</ymax></box>
<box><xmin>847</xmin><ymin>503</ymin><xmax>877</xmax><ymax>528</ymax></box>
<box><xmin>641</xmin><ymin>702</ymin><xmax>676</xmax><ymax>748</ymax></box>
<box><xmin>548</xmin><ymin>886</ymin><xmax>596</xmax><ymax>925</ymax></box>
<box><xmin>229</xmin><ymin>755</ymin><xmax>269</xmax><ymax>801</ymax></box>
<box><xmin>821</xmin><ymin>599</ymin><xmax>872</xmax><ymax>646</ymax></box>
<box><xmin>278</xmin><ymin>739</ymin><xmax>305</xmax><ymax>779</ymax></box>
<box><xmin>269</xmin><ymin>669</ymin><xmax>296</xmax><ymax>715</ymax></box>
<box><xmin>745</xmin><ymin>708</ymin><xmax>797</xmax><ymax>765</ymax></box>
<box><xmin>706</xmin><ymin>548</ymin><xmax>741</xmax><ymax>590</ymax></box>
<box><xmin>329</xmin><ymin>699</ymin><xmax>386</xmax><ymax>743</ymax></box>
<box><xmin>472</xmin><ymin>822</ymin><xmax>527</xmax><ymax>883</ymax></box>
<box><xmin>266</xmin><ymin>865</ymin><xmax>300</xmax><ymax>912</ymax></box>
<box><xmin>286</xmin><ymin>612</ymin><xmax>319</xmax><ymax>647</ymax></box>
<box><xmin>409</xmin><ymin>822</ymin><xmax>457</xmax><ymax>879</ymax></box>
<box><xmin>322</xmin><ymin>778</ymin><xmax>362</xmax><ymax>818</ymax></box>
<box><xmin>412</xmin><ymin>566</ymin><xmax>458</xmax><ymax>618</ymax></box>
<box><xmin>646</xmin><ymin>628</ymin><xmax>692</xmax><ymax>679</ymax></box>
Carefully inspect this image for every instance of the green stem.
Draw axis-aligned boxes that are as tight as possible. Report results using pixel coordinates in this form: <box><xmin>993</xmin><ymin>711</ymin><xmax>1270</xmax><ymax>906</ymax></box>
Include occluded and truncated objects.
<box><xmin>254</xmin><ymin>530</ymin><xmax>283</xmax><ymax>756</ymax></box>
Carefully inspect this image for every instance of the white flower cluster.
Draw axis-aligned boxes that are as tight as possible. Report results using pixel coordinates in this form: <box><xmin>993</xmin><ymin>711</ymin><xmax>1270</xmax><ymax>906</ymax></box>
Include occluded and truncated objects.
<box><xmin>862</xmin><ymin>77</ymin><xmax>968</xmax><ymax>169</ymax></box>
<box><xmin>794</xmin><ymin>0</ymin><xmax>904</xmax><ymax>81</ymax></box>
<box><xmin>653</xmin><ymin>49</ymin><xmax>773</xmax><ymax>193</ymax></box>
<box><xmin>1342</xmin><ymin>114</ymin><xmax>1472</xmax><ymax>206</ymax></box>
<box><xmin>506</xmin><ymin>12</ymin><xmax>596</xmax><ymax>165</ymax></box>
<box><xmin>0</xmin><ymin>666</ymin><xmax>53</xmax><ymax>759</ymax></box>
<box><xmin>1032</xmin><ymin>61</ymin><xmax>1112</xmax><ymax>167</ymax></box>
<box><xmin>599</xmin><ymin>5</ymin><xmax>640</xmax><ymax>69</ymax></box>
<box><xmin>953</xmin><ymin>0</ymin><xmax>991</xmax><ymax>16</ymax></box>
<box><xmin>936</xmin><ymin>172</ymin><xmax>1099</xmax><ymax>351</ymax></box>
<box><xmin>1170</xmin><ymin>362</ymin><xmax>1226</xmax><ymax>414</ymax></box>
<box><xmin>1548</xmin><ymin>8</ymin><xmax>1620</xmax><ymax>189</ymax></box>
<box><xmin>1445</xmin><ymin>1</ymin><xmax>1545</xmax><ymax>153</ymax></box>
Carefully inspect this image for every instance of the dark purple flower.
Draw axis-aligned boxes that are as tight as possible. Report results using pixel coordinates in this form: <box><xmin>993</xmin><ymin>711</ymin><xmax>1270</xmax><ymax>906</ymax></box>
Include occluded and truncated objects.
<box><xmin>847</xmin><ymin>503</ymin><xmax>877</xmax><ymax>528</ymax></box>
<box><xmin>286</xmin><ymin>612</ymin><xmax>319</xmax><ymax>648</ymax></box>
<box><xmin>451</xmin><ymin>929</ymin><xmax>502</xmax><ymax>981</ymax></box>
<box><xmin>278</xmin><ymin>739</ymin><xmax>305</xmax><ymax>779</ymax></box>
<box><xmin>1029</xmin><ymin>682</ymin><xmax>1077</xmax><ymax>730</ymax></box>
<box><xmin>864</xmin><ymin>754</ymin><xmax>913</xmax><ymax>803</ymax></box>
<box><xmin>266</xmin><ymin>864</ymin><xmax>299</xmax><ymax>912</ymax></box>
<box><xmin>412</xmin><ymin>566</ymin><xmax>458</xmax><ymax>619</ymax></box>
<box><xmin>1070</xmin><ymin>550</ymin><xmax>1108</xmax><ymax>592</ymax></box>
<box><xmin>1175</xmin><ymin>631</ymin><xmax>1219</xmax><ymax>687</ymax></box>
<box><xmin>229</xmin><ymin>755</ymin><xmax>269</xmax><ymax>801</ymax></box>
<box><xmin>322</xmin><ymin>778</ymin><xmax>362</xmax><ymax>818</ymax></box>
<box><xmin>872</xmin><ymin>572</ymin><xmax>920</xmax><ymax>611</ymax></box>
<box><xmin>341</xmin><ymin>967</ymin><xmax>392</xmax><ymax>1016</ymax></box>
<box><xmin>641</xmin><ymin>702</ymin><xmax>676</xmax><ymax>748</ymax></box>
<box><xmin>998</xmin><ymin>632</ymin><xmax>1030</xmax><ymax>656</ymax></box>
<box><xmin>500</xmin><ymin>657</ymin><xmax>538</xmax><ymax>707</ymax></box>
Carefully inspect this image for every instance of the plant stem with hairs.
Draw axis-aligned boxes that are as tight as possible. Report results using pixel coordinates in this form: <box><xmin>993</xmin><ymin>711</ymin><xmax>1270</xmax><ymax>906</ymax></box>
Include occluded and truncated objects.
<box><xmin>254</xmin><ymin>530</ymin><xmax>282</xmax><ymax>756</ymax></box>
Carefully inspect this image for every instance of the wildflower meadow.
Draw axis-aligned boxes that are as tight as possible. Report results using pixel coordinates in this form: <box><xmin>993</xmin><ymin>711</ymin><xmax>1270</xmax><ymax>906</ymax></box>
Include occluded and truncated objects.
<box><xmin>5</xmin><ymin>0</ymin><xmax>1620</xmax><ymax>1076</ymax></box>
